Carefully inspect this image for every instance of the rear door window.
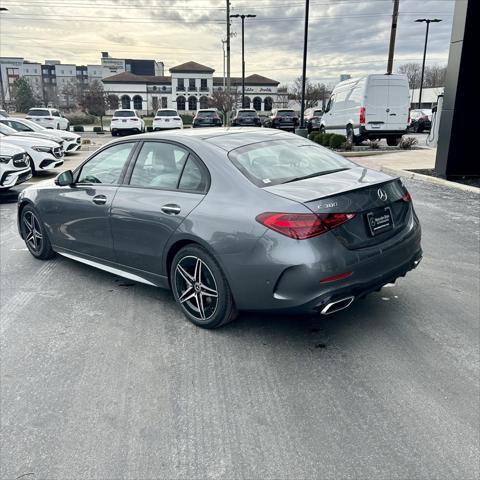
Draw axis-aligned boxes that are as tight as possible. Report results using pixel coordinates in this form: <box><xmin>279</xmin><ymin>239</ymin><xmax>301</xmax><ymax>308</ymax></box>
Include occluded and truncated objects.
<box><xmin>129</xmin><ymin>142</ymin><xmax>189</xmax><ymax>190</ymax></box>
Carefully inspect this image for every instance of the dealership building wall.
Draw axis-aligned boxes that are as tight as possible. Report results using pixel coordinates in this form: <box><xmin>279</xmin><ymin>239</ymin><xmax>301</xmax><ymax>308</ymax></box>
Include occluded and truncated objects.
<box><xmin>102</xmin><ymin>61</ymin><xmax>284</xmax><ymax>115</ymax></box>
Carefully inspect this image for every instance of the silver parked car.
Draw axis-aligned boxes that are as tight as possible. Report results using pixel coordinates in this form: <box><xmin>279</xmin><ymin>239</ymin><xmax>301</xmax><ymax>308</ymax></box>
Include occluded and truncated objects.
<box><xmin>17</xmin><ymin>128</ymin><xmax>422</xmax><ymax>328</ymax></box>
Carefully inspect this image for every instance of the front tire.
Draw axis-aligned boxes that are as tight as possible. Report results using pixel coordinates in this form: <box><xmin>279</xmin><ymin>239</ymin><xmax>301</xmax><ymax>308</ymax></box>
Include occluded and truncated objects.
<box><xmin>171</xmin><ymin>245</ymin><xmax>237</xmax><ymax>329</ymax></box>
<box><xmin>20</xmin><ymin>206</ymin><xmax>55</xmax><ymax>260</ymax></box>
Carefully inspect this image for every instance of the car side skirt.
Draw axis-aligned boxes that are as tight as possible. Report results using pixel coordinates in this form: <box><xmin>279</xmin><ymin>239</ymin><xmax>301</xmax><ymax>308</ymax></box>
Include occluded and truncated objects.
<box><xmin>56</xmin><ymin>249</ymin><xmax>169</xmax><ymax>289</ymax></box>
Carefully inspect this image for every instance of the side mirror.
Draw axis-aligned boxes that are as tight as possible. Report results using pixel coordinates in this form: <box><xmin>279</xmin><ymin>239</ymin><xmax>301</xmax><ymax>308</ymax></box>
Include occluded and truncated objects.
<box><xmin>55</xmin><ymin>169</ymin><xmax>74</xmax><ymax>186</ymax></box>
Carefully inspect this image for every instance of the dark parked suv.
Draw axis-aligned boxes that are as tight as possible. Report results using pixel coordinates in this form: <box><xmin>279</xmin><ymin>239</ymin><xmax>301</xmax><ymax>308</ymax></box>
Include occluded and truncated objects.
<box><xmin>264</xmin><ymin>109</ymin><xmax>299</xmax><ymax>132</ymax></box>
<box><xmin>192</xmin><ymin>109</ymin><xmax>222</xmax><ymax>128</ymax></box>
<box><xmin>232</xmin><ymin>109</ymin><xmax>261</xmax><ymax>127</ymax></box>
<box><xmin>304</xmin><ymin>107</ymin><xmax>323</xmax><ymax>134</ymax></box>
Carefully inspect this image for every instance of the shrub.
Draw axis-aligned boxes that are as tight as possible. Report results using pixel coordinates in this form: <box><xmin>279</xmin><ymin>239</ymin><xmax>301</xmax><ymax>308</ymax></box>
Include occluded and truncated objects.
<box><xmin>343</xmin><ymin>139</ymin><xmax>353</xmax><ymax>151</ymax></box>
<box><xmin>329</xmin><ymin>134</ymin><xmax>346</xmax><ymax>149</ymax></box>
<box><xmin>320</xmin><ymin>133</ymin><xmax>334</xmax><ymax>147</ymax></box>
<box><xmin>180</xmin><ymin>114</ymin><xmax>193</xmax><ymax>126</ymax></box>
<box><xmin>73</xmin><ymin>125</ymin><xmax>84</xmax><ymax>132</ymax></box>
<box><xmin>65</xmin><ymin>112</ymin><xmax>96</xmax><ymax>125</ymax></box>
<box><xmin>368</xmin><ymin>140</ymin><xmax>380</xmax><ymax>149</ymax></box>
<box><xmin>399</xmin><ymin>136</ymin><xmax>418</xmax><ymax>150</ymax></box>
<box><xmin>147</xmin><ymin>126</ymin><xmax>153</xmax><ymax>132</ymax></box>
<box><xmin>93</xmin><ymin>126</ymin><xmax>104</xmax><ymax>134</ymax></box>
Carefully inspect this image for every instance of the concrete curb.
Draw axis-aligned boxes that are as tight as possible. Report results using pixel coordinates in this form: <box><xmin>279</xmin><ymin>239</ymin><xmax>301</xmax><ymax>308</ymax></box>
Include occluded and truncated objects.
<box><xmin>339</xmin><ymin>150</ymin><xmax>397</xmax><ymax>158</ymax></box>
<box><xmin>380</xmin><ymin>166</ymin><xmax>480</xmax><ymax>194</ymax></box>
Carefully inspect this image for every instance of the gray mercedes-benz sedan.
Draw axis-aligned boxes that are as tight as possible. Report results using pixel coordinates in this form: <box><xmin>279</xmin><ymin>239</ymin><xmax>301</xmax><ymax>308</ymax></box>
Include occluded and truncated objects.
<box><xmin>17</xmin><ymin>128</ymin><xmax>422</xmax><ymax>328</ymax></box>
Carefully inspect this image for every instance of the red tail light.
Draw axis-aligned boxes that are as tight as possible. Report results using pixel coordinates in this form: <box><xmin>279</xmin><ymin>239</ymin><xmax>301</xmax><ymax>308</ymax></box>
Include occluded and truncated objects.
<box><xmin>402</xmin><ymin>191</ymin><xmax>412</xmax><ymax>202</ymax></box>
<box><xmin>359</xmin><ymin>107</ymin><xmax>366</xmax><ymax>125</ymax></box>
<box><xmin>256</xmin><ymin>212</ymin><xmax>356</xmax><ymax>240</ymax></box>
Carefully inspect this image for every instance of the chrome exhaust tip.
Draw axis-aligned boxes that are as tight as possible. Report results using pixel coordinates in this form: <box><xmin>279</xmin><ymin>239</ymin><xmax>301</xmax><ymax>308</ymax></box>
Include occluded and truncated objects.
<box><xmin>320</xmin><ymin>296</ymin><xmax>355</xmax><ymax>315</ymax></box>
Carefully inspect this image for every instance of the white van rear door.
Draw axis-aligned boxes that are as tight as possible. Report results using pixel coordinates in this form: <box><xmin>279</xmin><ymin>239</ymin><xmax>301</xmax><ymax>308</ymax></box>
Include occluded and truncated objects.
<box><xmin>385</xmin><ymin>77</ymin><xmax>409</xmax><ymax>130</ymax></box>
<box><xmin>365</xmin><ymin>78</ymin><xmax>389</xmax><ymax>131</ymax></box>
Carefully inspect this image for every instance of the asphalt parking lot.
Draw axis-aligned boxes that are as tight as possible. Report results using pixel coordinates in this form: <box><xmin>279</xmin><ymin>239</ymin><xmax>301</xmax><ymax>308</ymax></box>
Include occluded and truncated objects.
<box><xmin>1</xmin><ymin>149</ymin><xmax>478</xmax><ymax>478</ymax></box>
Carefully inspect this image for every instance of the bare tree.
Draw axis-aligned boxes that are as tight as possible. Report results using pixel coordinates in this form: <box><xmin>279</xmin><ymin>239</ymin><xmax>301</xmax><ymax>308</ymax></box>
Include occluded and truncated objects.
<box><xmin>208</xmin><ymin>88</ymin><xmax>240</xmax><ymax>124</ymax></box>
<box><xmin>398</xmin><ymin>63</ymin><xmax>422</xmax><ymax>88</ymax></box>
<box><xmin>80</xmin><ymin>80</ymin><xmax>107</xmax><ymax>129</ymax></box>
<box><xmin>274</xmin><ymin>85</ymin><xmax>289</xmax><ymax>109</ymax></box>
<box><xmin>61</xmin><ymin>80</ymin><xmax>79</xmax><ymax>110</ymax></box>
<box><xmin>290</xmin><ymin>77</ymin><xmax>329</xmax><ymax>109</ymax></box>
<box><xmin>398</xmin><ymin>63</ymin><xmax>446</xmax><ymax>89</ymax></box>
<box><xmin>424</xmin><ymin>64</ymin><xmax>447</xmax><ymax>88</ymax></box>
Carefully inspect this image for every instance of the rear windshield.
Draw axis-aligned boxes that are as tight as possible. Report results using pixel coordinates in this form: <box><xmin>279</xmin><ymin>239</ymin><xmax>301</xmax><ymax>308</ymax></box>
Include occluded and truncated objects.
<box><xmin>197</xmin><ymin>111</ymin><xmax>217</xmax><ymax>117</ymax></box>
<box><xmin>313</xmin><ymin>110</ymin><xmax>323</xmax><ymax>116</ymax></box>
<box><xmin>238</xmin><ymin>111</ymin><xmax>257</xmax><ymax>117</ymax></box>
<box><xmin>156</xmin><ymin>110</ymin><xmax>178</xmax><ymax>117</ymax></box>
<box><xmin>114</xmin><ymin>110</ymin><xmax>135</xmax><ymax>117</ymax></box>
<box><xmin>277</xmin><ymin>110</ymin><xmax>295</xmax><ymax>117</ymax></box>
<box><xmin>228</xmin><ymin>139</ymin><xmax>353</xmax><ymax>187</ymax></box>
<box><xmin>28</xmin><ymin>109</ymin><xmax>49</xmax><ymax>116</ymax></box>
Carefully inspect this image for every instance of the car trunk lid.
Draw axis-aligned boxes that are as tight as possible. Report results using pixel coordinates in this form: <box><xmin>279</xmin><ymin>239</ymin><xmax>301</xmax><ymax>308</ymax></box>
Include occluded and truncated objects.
<box><xmin>263</xmin><ymin>166</ymin><xmax>411</xmax><ymax>249</ymax></box>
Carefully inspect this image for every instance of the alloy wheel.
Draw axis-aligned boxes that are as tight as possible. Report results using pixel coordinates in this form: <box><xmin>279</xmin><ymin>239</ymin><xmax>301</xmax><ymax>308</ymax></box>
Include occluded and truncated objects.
<box><xmin>23</xmin><ymin>211</ymin><xmax>43</xmax><ymax>253</ymax></box>
<box><xmin>174</xmin><ymin>255</ymin><xmax>218</xmax><ymax>321</ymax></box>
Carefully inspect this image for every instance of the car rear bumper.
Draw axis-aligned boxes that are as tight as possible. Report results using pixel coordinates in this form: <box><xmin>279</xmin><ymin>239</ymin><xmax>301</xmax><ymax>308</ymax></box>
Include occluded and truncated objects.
<box><xmin>153</xmin><ymin>122</ymin><xmax>183</xmax><ymax>130</ymax></box>
<box><xmin>360</xmin><ymin>126</ymin><xmax>407</xmax><ymax>138</ymax></box>
<box><xmin>219</xmin><ymin>210</ymin><xmax>422</xmax><ymax>312</ymax></box>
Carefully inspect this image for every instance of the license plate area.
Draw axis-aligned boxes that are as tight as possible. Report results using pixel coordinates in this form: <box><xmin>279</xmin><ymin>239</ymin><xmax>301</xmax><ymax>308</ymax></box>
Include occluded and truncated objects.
<box><xmin>366</xmin><ymin>207</ymin><xmax>394</xmax><ymax>236</ymax></box>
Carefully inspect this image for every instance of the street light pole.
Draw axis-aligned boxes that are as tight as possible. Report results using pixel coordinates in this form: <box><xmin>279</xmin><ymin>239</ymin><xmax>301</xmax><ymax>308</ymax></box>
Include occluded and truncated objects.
<box><xmin>230</xmin><ymin>13</ymin><xmax>256</xmax><ymax>108</ymax></box>
<box><xmin>298</xmin><ymin>0</ymin><xmax>310</xmax><ymax>135</ymax></box>
<box><xmin>226</xmin><ymin>0</ymin><xmax>231</xmax><ymax>125</ymax></box>
<box><xmin>415</xmin><ymin>18</ymin><xmax>442</xmax><ymax>108</ymax></box>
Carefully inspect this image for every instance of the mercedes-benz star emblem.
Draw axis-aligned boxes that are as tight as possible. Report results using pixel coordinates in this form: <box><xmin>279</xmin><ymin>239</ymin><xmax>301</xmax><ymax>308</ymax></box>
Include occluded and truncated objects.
<box><xmin>377</xmin><ymin>188</ymin><xmax>388</xmax><ymax>201</ymax></box>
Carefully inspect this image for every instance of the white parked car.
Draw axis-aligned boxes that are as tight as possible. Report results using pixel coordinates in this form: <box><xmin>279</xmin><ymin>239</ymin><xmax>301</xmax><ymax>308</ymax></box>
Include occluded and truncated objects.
<box><xmin>0</xmin><ymin>142</ymin><xmax>32</xmax><ymax>190</ymax></box>
<box><xmin>0</xmin><ymin>118</ymin><xmax>65</xmax><ymax>153</ymax></box>
<box><xmin>0</xmin><ymin>117</ymin><xmax>81</xmax><ymax>154</ymax></box>
<box><xmin>321</xmin><ymin>74</ymin><xmax>410</xmax><ymax>146</ymax></box>
<box><xmin>25</xmin><ymin>108</ymin><xmax>70</xmax><ymax>131</ymax></box>
<box><xmin>0</xmin><ymin>124</ymin><xmax>64</xmax><ymax>175</ymax></box>
<box><xmin>152</xmin><ymin>109</ymin><xmax>183</xmax><ymax>130</ymax></box>
<box><xmin>110</xmin><ymin>109</ymin><xmax>145</xmax><ymax>136</ymax></box>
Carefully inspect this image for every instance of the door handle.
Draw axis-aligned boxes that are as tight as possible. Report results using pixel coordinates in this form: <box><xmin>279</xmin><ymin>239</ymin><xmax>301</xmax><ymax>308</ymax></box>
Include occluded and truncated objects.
<box><xmin>92</xmin><ymin>194</ymin><xmax>107</xmax><ymax>205</ymax></box>
<box><xmin>161</xmin><ymin>203</ymin><xmax>181</xmax><ymax>215</ymax></box>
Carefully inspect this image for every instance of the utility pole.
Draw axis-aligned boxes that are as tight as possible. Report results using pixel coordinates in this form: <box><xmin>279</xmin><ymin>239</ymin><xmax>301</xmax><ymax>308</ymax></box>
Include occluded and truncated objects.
<box><xmin>221</xmin><ymin>39</ymin><xmax>227</xmax><ymax>90</ymax></box>
<box><xmin>230</xmin><ymin>14</ymin><xmax>256</xmax><ymax>108</ymax></box>
<box><xmin>297</xmin><ymin>0</ymin><xmax>310</xmax><ymax>136</ymax></box>
<box><xmin>387</xmin><ymin>0</ymin><xmax>400</xmax><ymax>74</ymax></box>
<box><xmin>415</xmin><ymin>18</ymin><xmax>442</xmax><ymax>108</ymax></box>
<box><xmin>226</xmin><ymin>0</ymin><xmax>231</xmax><ymax>125</ymax></box>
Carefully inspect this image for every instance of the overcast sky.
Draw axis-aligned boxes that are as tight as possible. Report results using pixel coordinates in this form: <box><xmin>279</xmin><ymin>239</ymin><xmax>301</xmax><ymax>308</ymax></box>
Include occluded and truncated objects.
<box><xmin>0</xmin><ymin>0</ymin><xmax>455</xmax><ymax>86</ymax></box>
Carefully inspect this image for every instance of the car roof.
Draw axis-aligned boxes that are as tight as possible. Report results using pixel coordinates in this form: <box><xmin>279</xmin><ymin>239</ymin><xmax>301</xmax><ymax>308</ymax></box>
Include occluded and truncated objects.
<box><xmin>115</xmin><ymin>127</ymin><xmax>298</xmax><ymax>152</ymax></box>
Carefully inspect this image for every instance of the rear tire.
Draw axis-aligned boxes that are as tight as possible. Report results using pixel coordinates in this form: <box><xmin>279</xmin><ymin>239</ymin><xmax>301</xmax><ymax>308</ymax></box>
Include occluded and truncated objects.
<box><xmin>387</xmin><ymin>136</ymin><xmax>400</xmax><ymax>147</ymax></box>
<box><xmin>20</xmin><ymin>206</ymin><xmax>55</xmax><ymax>260</ymax></box>
<box><xmin>346</xmin><ymin>125</ymin><xmax>355</xmax><ymax>144</ymax></box>
<box><xmin>170</xmin><ymin>245</ymin><xmax>237</xmax><ymax>329</ymax></box>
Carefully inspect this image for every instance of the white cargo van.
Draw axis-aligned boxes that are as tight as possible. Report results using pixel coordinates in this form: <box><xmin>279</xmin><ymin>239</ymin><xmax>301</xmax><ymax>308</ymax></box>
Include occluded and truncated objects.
<box><xmin>320</xmin><ymin>74</ymin><xmax>410</xmax><ymax>146</ymax></box>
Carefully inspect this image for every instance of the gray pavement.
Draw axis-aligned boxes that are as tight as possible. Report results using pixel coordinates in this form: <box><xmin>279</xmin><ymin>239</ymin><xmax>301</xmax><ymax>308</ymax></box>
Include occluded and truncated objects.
<box><xmin>0</xmin><ymin>177</ymin><xmax>479</xmax><ymax>479</ymax></box>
